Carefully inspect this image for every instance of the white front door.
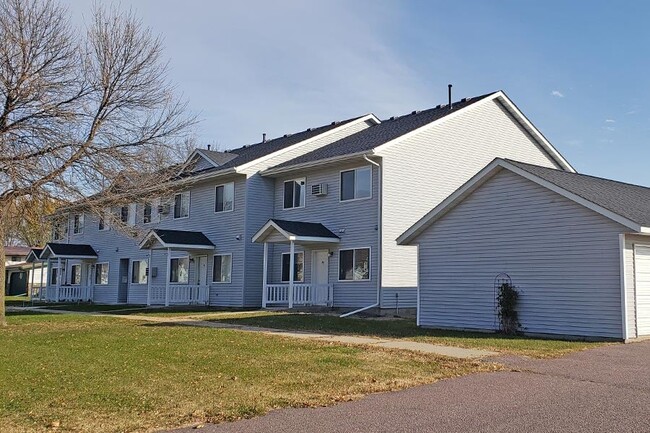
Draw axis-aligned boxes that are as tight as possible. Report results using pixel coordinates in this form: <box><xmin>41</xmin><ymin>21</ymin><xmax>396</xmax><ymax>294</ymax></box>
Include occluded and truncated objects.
<box><xmin>196</xmin><ymin>256</ymin><xmax>208</xmax><ymax>286</ymax></box>
<box><xmin>312</xmin><ymin>250</ymin><xmax>330</xmax><ymax>305</ymax></box>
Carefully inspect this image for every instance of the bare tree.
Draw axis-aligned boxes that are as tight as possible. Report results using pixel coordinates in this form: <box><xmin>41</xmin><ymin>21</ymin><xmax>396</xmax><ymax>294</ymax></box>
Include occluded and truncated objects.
<box><xmin>0</xmin><ymin>0</ymin><xmax>197</xmax><ymax>325</ymax></box>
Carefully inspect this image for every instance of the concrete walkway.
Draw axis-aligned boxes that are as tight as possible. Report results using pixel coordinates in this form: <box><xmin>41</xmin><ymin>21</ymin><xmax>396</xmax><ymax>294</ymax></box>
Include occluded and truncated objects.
<box><xmin>8</xmin><ymin>306</ymin><xmax>496</xmax><ymax>359</ymax></box>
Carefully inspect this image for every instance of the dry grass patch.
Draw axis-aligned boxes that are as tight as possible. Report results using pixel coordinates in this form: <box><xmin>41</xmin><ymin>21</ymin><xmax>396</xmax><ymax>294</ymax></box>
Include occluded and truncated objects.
<box><xmin>0</xmin><ymin>312</ymin><xmax>494</xmax><ymax>433</ymax></box>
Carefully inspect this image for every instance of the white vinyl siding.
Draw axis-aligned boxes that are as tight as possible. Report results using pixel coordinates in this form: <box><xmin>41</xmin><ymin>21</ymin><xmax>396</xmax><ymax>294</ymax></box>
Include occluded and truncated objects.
<box><xmin>414</xmin><ymin>169</ymin><xmax>625</xmax><ymax>339</ymax></box>
<box><xmin>380</xmin><ymin>97</ymin><xmax>565</xmax><ymax>307</ymax></box>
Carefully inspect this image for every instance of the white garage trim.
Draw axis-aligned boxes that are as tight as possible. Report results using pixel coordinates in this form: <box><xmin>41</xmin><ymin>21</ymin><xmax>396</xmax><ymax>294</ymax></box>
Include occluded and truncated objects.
<box><xmin>633</xmin><ymin>244</ymin><xmax>650</xmax><ymax>337</ymax></box>
<box><xmin>619</xmin><ymin>234</ymin><xmax>629</xmax><ymax>340</ymax></box>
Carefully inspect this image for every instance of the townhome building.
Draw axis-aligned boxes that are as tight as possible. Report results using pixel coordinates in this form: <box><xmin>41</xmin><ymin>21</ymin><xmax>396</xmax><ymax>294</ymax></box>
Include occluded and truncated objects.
<box><xmin>32</xmin><ymin>90</ymin><xmax>573</xmax><ymax>314</ymax></box>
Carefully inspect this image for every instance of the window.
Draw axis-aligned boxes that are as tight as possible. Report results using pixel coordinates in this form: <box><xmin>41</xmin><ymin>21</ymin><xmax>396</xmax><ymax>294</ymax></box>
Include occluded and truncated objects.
<box><xmin>120</xmin><ymin>206</ymin><xmax>129</xmax><ymax>223</ymax></box>
<box><xmin>95</xmin><ymin>263</ymin><xmax>109</xmax><ymax>285</ymax></box>
<box><xmin>170</xmin><ymin>257</ymin><xmax>189</xmax><ymax>283</ymax></box>
<box><xmin>131</xmin><ymin>260</ymin><xmax>148</xmax><ymax>284</ymax></box>
<box><xmin>98</xmin><ymin>208</ymin><xmax>110</xmax><ymax>231</ymax></box>
<box><xmin>70</xmin><ymin>264</ymin><xmax>81</xmax><ymax>285</ymax></box>
<box><xmin>283</xmin><ymin>178</ymin><xmax>305</xmax><ymax>209</ymax></box>
<box><xmin>143</xmin><ymin>202</ymin><xmax>152</xmax><ymax>224</ymax></box>
<box><xmin>212</xmin><ymin>254</ymin><xmax>232</xmax><ymax>283</ymax></box>
<box><xmin>174</xmin><ymin>192</ymin><xmax>190</xmax><ymax>219</ymax></box>
<box><xmin>215</xmin><ymin>182</ymin><xmax>235</xmax><ymax>213</ymax></box>
<box><xmin>281</xmin><ymin>252</ymin><xmax>304</xmax><ymax>282</ymax></box>
<box><xmin>50</xmin><ymin>267</ymin><xmax>59</xmax><ymax>285</ymax></box>
<box><xmin>52</xmin><ymin>220</ymin><xmax>67</xmax><ymax>241</ymax></box>
<box><xmin>339</xmin><ymin>248</ymin><xmax>370</xmax><ymax>281</ymax></box>
<box><xmin>340</xmin><ymin>166</ymin><xmax>372</xmax><ymax>201</ymax></box>
<box><xmin>72</xmin><ymin>214</ymin><xmax>84</xmax><ymax>234</ymax></box>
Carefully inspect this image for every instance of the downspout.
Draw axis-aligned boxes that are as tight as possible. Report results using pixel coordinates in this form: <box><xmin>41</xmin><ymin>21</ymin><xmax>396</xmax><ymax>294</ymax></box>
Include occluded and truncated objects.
<box><xmin>340</xmin><ymin>154</ymin><xmax>382</xmax><ymax>318</ymax></box>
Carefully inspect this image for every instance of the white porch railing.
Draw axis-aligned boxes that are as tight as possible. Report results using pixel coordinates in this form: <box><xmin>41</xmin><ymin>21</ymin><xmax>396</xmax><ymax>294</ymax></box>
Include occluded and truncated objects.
<box><xmin>149</xmin><ymin>285</ymin><xmax>209</xmax><ymax>306</ymax></box>
<box><xmin>264</xmin><ymin>283</ymin><xmax>333</xmax><ymax>307</ymax></box>
<box><xmin>45</xmin><ymin>286</ymin><xmax>92</xmax><ymax>302</ymax></box>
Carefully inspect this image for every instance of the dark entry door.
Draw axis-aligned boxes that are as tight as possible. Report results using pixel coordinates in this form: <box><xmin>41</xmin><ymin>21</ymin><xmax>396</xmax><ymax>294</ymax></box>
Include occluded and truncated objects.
<box><xmin>8</xmin><ymin>271</ymin><xmax>27</xmax><ymax>295</ymax></box>
<box><xmin>118</xmin><ymin>259</ymin><xmax>129</xmax><ymax>303</ymax></box>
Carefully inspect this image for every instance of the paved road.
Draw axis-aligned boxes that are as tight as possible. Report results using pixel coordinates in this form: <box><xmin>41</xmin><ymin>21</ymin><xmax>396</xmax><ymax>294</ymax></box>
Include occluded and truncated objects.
<box><xmin>170</xmin><ymin>341</ymin><xmax>650</xmax><ymax>433</ymax></box>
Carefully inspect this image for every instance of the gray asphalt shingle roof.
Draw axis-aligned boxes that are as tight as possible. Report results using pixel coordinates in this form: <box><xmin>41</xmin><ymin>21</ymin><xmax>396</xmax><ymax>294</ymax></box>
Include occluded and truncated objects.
<box><xmin>153</xmin><ymin>229</ymin><xmax>215</xmax><ymax>247</ymax></box>
<box><xmin>508</xmin><ymin>160</ymin><xmax>650</xmax><ymax>227</ymax></box>
<box><xmin>271</xmin><ymin>219</ymin><xmax>339</xmax><ymax>239</ymax></box>
<box><xmin>269</xmin><ymin>93</ymin><xmax>496</xmax><ymax>170</ymax></box>
<box><xmin>43</xmin><ymin>243</ymin><xmax>98</xmax><ymax>258</ymax></box>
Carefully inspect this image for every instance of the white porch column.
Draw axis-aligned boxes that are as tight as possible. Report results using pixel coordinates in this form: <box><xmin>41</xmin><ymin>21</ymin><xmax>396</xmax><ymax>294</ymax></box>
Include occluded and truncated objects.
<box><xmin>289</xmin><ymin>240</ymin><xmax>295</xmax><ymax>309</ymax></box>
<box><xmin>45</xmin><ymin>258</ymin><xmax>51</xmax><ymax>301</ymax></box>
<box><xmin>147</xmin><ymin>248</ymin><xmax>152</xmax><ymax>306</ymax></box>
<box><xmin>56</xmin><ymin>257</ymin><xmax>62</xmax><ymax>302</ymax></box>
<box><xmin>262</xmin><ymin>242</ymin><xmax>268</xmax><ymax>308</ymax></box>
<box><xmin>165</xmin><ymin>248</ymin><xmax>171</xmax><ymax>307</ymax></box>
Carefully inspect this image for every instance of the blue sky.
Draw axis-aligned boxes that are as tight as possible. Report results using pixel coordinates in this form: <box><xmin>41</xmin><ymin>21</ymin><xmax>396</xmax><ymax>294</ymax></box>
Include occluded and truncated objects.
<box><xmin>62</xmin><ymin>1</ymin><xmax>650</xmax><ymax>185</ymax></box>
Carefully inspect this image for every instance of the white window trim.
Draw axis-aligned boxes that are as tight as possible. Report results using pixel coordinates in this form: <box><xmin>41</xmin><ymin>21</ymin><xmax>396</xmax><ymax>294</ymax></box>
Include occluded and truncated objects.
<box><xmin>173</xmin><ymin>191</ymin><xmax>190</xmax><ymax>220</ymax></box>
<box><xmin>339</xmin><ymin>166</ymin><xmax>373</xmax><ymax>203</ymax></box>
<box><xmin>283</xmin><ymin>177</ymin><xmax>306</xmax><ymax>210</ymax></box>
<box><xmin>141</xmin><ymin>202</ymin><xmax>156</xmax><ymax>225</ymax></box>
<box><xmin>95</xmin><ymin>262</ymin><xmax>110</xmax><ymax>286</ymax></box>
<box><xmin>212</xmin><ymin>253</ymin><xmax>233</xmax><ymax>283</ymax></box>
<box><xmin>214</xmin><ymin>182</ymin><xmax>235</xmax><ymax>214</ymax></box>
<box><xmin>98</xmin><ymin>208</ymin><xmax>110</xmax><ymax>231</ymax></box>
<box><xmin>169</xmin><ymin>256</ymin><xmax>190</xmax><ymax>284</ymax></box>
<box><xmin>131</xmin><ymin>259</ymin><xmax>148</xmax><ymax>285</ymax></box>
<box><xmin>70</xmin><ymin>264</ymin><xmax>82</xmax><ymax>285</ymax></box>
<box><xmin>281</xmin><ymin>251</ymin><xmax>305</xmax><ymax>282</ymax></box>
<box><xmin>337</xmin><ymin>247</ymin><xmax>371</xmax><ymax>282</ymax></box>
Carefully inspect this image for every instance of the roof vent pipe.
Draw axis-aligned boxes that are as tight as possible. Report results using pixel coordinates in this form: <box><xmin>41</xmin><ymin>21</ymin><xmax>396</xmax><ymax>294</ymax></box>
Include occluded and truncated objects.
<box><xmin>207</xmin><ymin>144</ymin><xmax>211</xmax><ymax>151</ymax></box>
<box><xmin>262</xmin><ymin>133</ymin><xmax>267</xmax><ymax>143</ymax></box>
<box><xmin>448</xmin><ymin>84</ymin><xmax>453</xmax><ymax>109</ymax></box>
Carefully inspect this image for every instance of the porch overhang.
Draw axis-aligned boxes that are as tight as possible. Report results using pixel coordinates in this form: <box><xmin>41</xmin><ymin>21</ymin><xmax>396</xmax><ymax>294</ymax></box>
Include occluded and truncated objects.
<box><xmin>39</xmin><ymin>243</ymin><xmax>98</xmax><ymax>260</ymax></box>
<box><xmin>139</xmin><ymin>229</ymin><xmax>215</xmax><ymax>250</ymax></box>
<box><xmin>26</xmin><ymin>248</ymin><xmax>44</xmax><ymax>263</ymax></box>
<box><xmin>252</xmin><ymin>219</ymin><xmax>340</xmax><ymax>244</ymax></box>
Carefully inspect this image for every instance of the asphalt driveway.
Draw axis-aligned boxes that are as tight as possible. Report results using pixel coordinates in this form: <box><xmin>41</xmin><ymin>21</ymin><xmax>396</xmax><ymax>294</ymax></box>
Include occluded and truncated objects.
<box><xmin>170</xmin><ymin>341</ymin><xmax>650</xmax><ymax>433</ymax></box>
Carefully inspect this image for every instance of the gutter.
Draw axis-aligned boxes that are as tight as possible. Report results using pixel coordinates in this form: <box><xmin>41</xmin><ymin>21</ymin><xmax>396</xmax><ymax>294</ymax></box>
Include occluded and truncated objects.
<box><xmin>261</xmin><ymin>151</ymin><xmax>376</xmax><ymax>177</ymax></box>
<box><xmin>340</xmin><ymin>153</ymin><xmax>382</xmax><ymax>318</ymax></box>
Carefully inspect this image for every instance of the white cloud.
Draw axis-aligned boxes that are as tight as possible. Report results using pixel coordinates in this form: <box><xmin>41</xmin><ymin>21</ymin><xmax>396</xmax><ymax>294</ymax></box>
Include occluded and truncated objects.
<box><xmin>605</xmin><ymin>119</ymin><xmax>616</xmax><ymax>123</ymax></box>
<box><xmin>551</xmin><ymin>90</ymin><xmax>564</xmax><ymax>98</ymax></box>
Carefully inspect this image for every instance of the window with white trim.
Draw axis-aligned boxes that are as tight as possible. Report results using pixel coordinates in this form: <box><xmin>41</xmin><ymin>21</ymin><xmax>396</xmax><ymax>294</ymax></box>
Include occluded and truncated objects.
<box><xmin>72</xmin><ymin>213</ymin><xmax>84</xmax><ymax>234</ymax></box>
<box><xmin>98</xmin><ymin>208</ymin><xmax>110</xmax><ymax>231</ymax></box>
<box><xmin>170</xmin><ymin>257</ymin><xmax>189</xmax><ymax>283</ymax></box>
<box><xmin>339</xmin><ymin>248</ymin><xmax>370</xmax><ymax>281</ymax></box>
<box><xmin>131</xmin><ymin>260</ymin><xmax>148</xmax><ymax>284</ymax></box>
<box><xmin>340</xmin><ymin>166</ymin><xmax>371</xmax><ymax>201</ymax></box>
<box><xmin>50</xmin><ymin>267</ymin><xmax>59</xmax><ymax>285</ymax></box>
<box><xmin>95</xmin><ymin>263</ymin><xmax>109</xmax><ymax>285</ymax></box>
<box><xmin>281</xmin><ymin>252</ymin><xmax>304</xmax><ymax>282</ymax></box>
<box><xmin>120</xmin><ymin>206</ymin><xmax>129</xmax><ymax>223</ymax></box>
<box><xmin>70</xmin><ymin>264</ymin><xmax>82</xmax><ymax>285</ymax></box>
<box><xmin>52</xmin><ymin>220</ymin><xmax>67</xmax><ymax>241</ymax></box>
<box><xmin>174</xmin><ymin>192</ymin><xmax>190</xmax><ymax>219</ymax></box>
<box><xmin>143</xmin><ymin>202</ymin><xmax>153</xmax><ymax>224</ymax></box>
<box><xmin>215</xmin><ymin>182</ymin><xmax>234</xmax><ymax>213</ymax></box>
<box><xmin>283</xmin><ymin>178</ymin><xmax>305</xmax><ymax>209</ymax></box>
<box><xmin>212</xmin><ymin>254</ymin><xmax>232</xmax><ymax>283</ymax></box>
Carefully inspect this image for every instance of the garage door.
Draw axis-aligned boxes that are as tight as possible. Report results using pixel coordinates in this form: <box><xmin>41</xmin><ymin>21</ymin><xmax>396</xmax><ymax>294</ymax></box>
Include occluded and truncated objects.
<box><xmin>635</xmin><ymin>245</ymin><xmax>650</xmax><ymax>335</ymax></box>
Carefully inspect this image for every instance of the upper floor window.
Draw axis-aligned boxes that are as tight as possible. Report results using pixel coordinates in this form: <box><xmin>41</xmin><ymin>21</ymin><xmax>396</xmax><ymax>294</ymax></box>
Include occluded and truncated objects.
<box><xmin>283</xmin><ymin>178</ymin><xmax>305</xmax><ymax>209</ymax></box>
<box><xmin>131</xmin><ymin>259</ymin><xmax>148</xmax><ymax>284</ymax></box>
<box><xmin>98</xmin><ymin>208</ymin><xmax>110</xmax><ymax>231</ymax></box>
<box><xmin>52</xmin><ymin>220</ymin><xmax>67</xmax><ymax>241</ymax></box>
<box><xmin>340</xmin><ymin>166</ymin><xmax>371</xmax><ymax>201</ymax></box>
<box><xmin>215</xmin><ymin>182</ymin><xmax>234</xmax><ymax>213</ymax></box>
<box><xmin>339</xmin><ymin>248</ymin><xmax>370</xmax><ymax>281</ymax></box>
<box><xmin>72</xmin><ymin>213</ymin><xmax>84</xmax><ymax>235</ymax></box>
<box><xmin>143</xmin><ymin>202</ymin><xmax>153</xmax><ymax>224</ymax></box>
<box><xmin>281</xmin><ymin>252</ymin><xmax>304</xmax><ymax>282</ymax></box>
<box><xmin>120</xmin><ymin>206</ymin><xmax>129</xmax><ymax>223</ymax></box>
<box><xmin>174</xmin><ymin>192</ymin><xmax>190</xmax><ymax>219</ymax></box>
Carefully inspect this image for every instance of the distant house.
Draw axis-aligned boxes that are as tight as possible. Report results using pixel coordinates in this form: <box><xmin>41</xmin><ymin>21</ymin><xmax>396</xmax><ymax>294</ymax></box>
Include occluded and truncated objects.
<box><xmin>4</xmin><ymin>246</ymin><xmax>47</xmax><ymax>296</ymax></box>
<box><xmin>36</xmin><ymin>91</ymin><xmax>572</xmax><ymax>313</ymax></box>
<box><xmin>398</xmin><ymin>158</ymin><xmax>650</xmax><ymax>340</ymax></box>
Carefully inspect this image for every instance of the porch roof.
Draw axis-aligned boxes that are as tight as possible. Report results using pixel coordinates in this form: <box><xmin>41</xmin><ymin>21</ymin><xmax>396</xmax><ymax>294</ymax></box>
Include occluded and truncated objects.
<box><xmin>139</xmin><ymin>229</ymin><xmax>215</xmax><ymax>250</ymax></box>
<box><xmin>40</xmin><ymin>243</ymin><xmax>98</xmax><ymax>260</ymax></box>
<box><xmin>252</xmin><ymin>219</ymin><xmax>340</xmax><ymax>244</ymax></box>
<box><xmin>26</xmin><ymin>248</ymin><xmax>43</xmax><ymax>263</ymax></box>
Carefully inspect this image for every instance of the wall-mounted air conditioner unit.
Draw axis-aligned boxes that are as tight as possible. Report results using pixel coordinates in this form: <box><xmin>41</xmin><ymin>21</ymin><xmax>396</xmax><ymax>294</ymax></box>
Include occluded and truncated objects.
<box><xmin>311</xmin><ymin>183</ymin><xmax>328</xmax><ymax>196</ymax></box>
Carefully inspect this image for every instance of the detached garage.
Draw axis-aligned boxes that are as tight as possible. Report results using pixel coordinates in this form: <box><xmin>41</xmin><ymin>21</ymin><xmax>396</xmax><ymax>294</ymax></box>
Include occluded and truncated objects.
<box><xmin>398</xmin><ymin>158</ymin><xmax>650</xmax><ymax>340</ymax></box>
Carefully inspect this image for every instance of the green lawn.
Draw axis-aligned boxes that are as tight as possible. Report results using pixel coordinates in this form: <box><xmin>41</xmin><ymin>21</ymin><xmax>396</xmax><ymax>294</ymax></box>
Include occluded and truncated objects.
<box><xmin>0</xmin><ymin>311</ymin><xmax>494</xmax><ymax>433</ymax></box>
<box><xmin>211</xmin><ymin>312</ymin><xmax>605</xmax><ymax>358</ymax></box>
